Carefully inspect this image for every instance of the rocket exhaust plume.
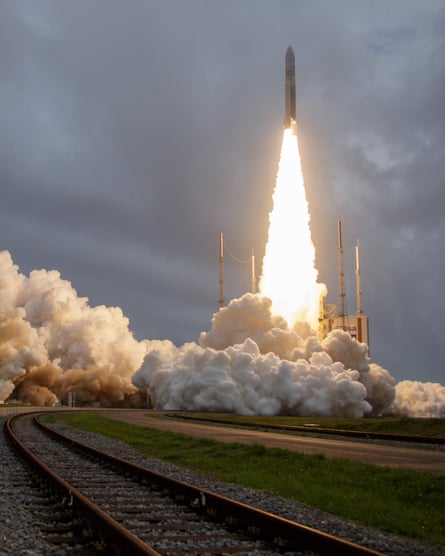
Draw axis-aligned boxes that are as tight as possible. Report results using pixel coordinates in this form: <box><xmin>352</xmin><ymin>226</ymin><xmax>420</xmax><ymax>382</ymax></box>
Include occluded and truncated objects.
<box><xmin>259</xmin><ymin>47</ymin><xmax>326</xmax><ymax>332</ymax></box>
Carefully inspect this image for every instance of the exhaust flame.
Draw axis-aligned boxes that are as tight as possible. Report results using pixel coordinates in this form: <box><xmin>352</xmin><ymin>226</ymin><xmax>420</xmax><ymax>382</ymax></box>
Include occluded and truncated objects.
<box><xmin>259</xmin><ymin>129</ymin><xmax>326</xmax><ymax>331</ymax></box>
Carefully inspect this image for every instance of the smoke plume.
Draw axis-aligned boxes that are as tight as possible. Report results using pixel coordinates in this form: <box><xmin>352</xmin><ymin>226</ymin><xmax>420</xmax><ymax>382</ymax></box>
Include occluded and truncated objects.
<box><xmin>393</xmin><ymin>380</ymin><xmax>445</xmax><ymax>418</ymax></box>
<box><xmin>0</xmin><ymin>250</ymin><xmax>146</xmax><ymax>406</ymax></box>
<box><xmin>1</xmin><ymin>250</ymin><xmax>444</xmax><ymax>417</ymax></box>
<box><xmin>136</xmin><ymin>292</ymin><xmax>398</xmax><ymax>417</ymax></box>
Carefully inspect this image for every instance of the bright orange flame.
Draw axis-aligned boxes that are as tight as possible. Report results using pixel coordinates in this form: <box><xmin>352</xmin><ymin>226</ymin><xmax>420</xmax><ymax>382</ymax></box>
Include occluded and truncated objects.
<box><xmin>259</xmin><ymin>129</ymin><xmax>326</xmax><ymax>331</ymax></box>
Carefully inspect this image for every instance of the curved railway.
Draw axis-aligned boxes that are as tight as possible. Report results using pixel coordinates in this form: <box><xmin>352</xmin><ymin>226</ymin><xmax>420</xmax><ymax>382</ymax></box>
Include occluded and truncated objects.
<box><xmin>4</xmin><ymin>412</ymin><xmax>384</xmax><ymax>556</ymax></box>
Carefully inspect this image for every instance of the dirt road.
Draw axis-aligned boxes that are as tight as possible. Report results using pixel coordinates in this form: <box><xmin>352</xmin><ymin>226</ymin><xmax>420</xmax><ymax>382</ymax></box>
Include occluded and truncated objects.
<box><xmin>98</xmin><ymin>410</ymin><xmax>445</xmax><ymax>473</ymax></box>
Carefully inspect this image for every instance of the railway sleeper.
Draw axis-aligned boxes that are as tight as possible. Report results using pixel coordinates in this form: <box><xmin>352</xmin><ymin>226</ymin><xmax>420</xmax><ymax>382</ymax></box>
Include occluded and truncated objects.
<box><xmin>126</xmin><ymin>523</ymin><xmax>221</xmax><ymax>531</ymax></box>
<box><xmin>154</xmin><ymin>546</ymin><xmax>280</xmax><ymax>555</ymax></box>
<box><xmin>9</xmin><ymin>414</ymin><xmax>386</xmax><ymax>556</ymax></box>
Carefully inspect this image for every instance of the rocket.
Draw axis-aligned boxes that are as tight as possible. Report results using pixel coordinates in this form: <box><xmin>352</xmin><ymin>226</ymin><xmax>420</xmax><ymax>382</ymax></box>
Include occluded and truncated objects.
<box><xmin>284</xmin><ymin>46</ymin><xmax>297</xmax><ymax>134</ymax></box>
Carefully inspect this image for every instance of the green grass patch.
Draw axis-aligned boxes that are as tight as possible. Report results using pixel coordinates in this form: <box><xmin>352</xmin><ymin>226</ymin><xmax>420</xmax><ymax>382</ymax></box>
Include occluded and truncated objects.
<box><xmin>170</xmin><ymin>413</ymin><xmax>445</xmax><ymax>438</ymax></box>
<box><xmin>49</xmin><ymin>412</ymin><xmax>445</xmax><ymax>550</ymax></box>
<box><xmin>43</xmin><ymin>413</ymin><xmax>58</xmax><ymax>424</ymax></box>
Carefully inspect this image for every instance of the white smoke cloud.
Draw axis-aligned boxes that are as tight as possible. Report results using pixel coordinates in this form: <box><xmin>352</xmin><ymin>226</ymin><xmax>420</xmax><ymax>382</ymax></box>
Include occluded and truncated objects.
<box><xmin>321</xmin><ymin>329</ymin><xmax>370</xmax><ymax>372</ymax></box>
<box><xmin>134</xmin><ymin>337</ymin><xmax>372</xmax><ymax>417</ymax></box>
<box><xmin>200</xmin><ymin>294</ymin><xmax>303</xmax><ymax>359</ymax></box>
<box><xmin>136</xmin><ymin>293</ymin><xmax>389</xmax><ymax>417</ymax></box>
<box><xmin>0</xmin><ymin>250</ymin><xmax>146</xmax><ymax>406</ymax></box>
<box><xmin>359</xmin><ymin>364</ymin><xmax>396</xmax><ymax>417</ymax></box>
<box><xmin>393</xmin><ymin>380</ymin><xmax>445</xmax><ymax>418</ymax></box>
<box><xmin>1</xmin><ymin>250</ymin><xmax>444</xmax><ymax>417</ymax></box>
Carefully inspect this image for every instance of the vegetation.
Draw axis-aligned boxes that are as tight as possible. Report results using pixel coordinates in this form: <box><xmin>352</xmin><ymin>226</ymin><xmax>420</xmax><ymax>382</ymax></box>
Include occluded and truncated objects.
<box><xmin>162</xmin><ymin>413</ymin><xmax>445</xmax><ymax>438</ymax></box>
<box><xmin>50</xmin><ymin>412</ymin><xmax>445</xmax><ymax>550</ymax></box>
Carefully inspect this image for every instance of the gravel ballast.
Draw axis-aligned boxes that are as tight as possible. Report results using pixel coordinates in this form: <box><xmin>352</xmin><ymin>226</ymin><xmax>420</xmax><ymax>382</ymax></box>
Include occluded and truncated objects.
<box><xmin>1</xmin><ymin>417</ymin><xmax>443</xmax><ymax>555</ymax></box>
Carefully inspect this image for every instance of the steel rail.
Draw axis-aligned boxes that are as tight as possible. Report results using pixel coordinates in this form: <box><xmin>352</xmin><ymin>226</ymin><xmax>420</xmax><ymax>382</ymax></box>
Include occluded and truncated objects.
<box><xmin>4</xmin><ymin>414</ymin><xmax>161</xmax><ymax>556</ymax></box>
<box><xmin>31</xmin><ymin>412</ymin><xmax>384</xmax><ymax>556</ymax></box>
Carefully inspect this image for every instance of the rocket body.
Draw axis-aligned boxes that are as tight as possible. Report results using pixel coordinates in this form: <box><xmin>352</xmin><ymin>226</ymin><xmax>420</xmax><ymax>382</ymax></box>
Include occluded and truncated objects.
<box><xmin>284</xmin><ymin>46</ymin><xmax>297</xmax><ymax>134</ymax></box>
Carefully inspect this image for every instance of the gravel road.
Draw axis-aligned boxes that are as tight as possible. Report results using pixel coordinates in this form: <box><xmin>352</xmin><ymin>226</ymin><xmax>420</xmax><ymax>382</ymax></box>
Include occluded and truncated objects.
<box><xmin>99</xmin><ymin>409</ymin><xmax>445</xmax><ymax>473</ymax></box>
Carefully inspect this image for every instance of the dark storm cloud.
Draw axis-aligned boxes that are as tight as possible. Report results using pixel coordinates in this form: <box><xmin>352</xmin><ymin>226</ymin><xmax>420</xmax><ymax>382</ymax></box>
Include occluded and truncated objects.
<box><xmin>0</xmin><ymin>1</ymin><xmax>443</xmax><ymax>383</ymax></box>
<box><xmin>301</xmin><ymin>3</ymin><xmax>445</xmax><ymax>383</ymax></box>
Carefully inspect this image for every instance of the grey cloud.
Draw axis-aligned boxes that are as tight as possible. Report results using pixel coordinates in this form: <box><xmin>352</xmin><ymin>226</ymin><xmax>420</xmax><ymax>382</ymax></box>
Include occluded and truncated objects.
<box><xmin>0</xmin><ymin>1</ymin><xmax>443</xmax><ymax>384</ymax></box>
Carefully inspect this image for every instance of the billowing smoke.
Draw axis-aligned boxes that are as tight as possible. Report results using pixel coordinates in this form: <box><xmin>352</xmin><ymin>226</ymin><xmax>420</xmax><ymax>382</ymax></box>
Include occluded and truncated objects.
<box><xmin>0</xmin><ymin>250</ymin><xmax>146</xmax><ymax>406</ymax></box>
<box><xmin>1</xmin><ymin>250</ymin><xmax>444</xmax><ymax>417</ymax></box>
<box><xmin>136</xmin><ymin>291</ymin><xmax>444</xmax><ymax>417</ymax></box>
<box><xmin>393</xmin><ymin>380</ymin><xmax>445</xmax><ymax>418</ymax></box>
<box><xmin>135</xmin><ymin>293</ymin><xmax>398</xmax><ymax>417</ymax></box>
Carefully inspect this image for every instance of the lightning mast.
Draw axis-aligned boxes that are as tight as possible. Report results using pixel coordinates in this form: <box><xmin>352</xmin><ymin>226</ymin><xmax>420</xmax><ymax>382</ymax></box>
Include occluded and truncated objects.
<box><xmin>337</xmin><ymin>220</ymin><xmax>346</xmax><ymax>329</ymax></box>
<box><xmin>251</xmin><ymin>249</ymin><xmax>257</xmax><ymax>294</ymax></box>
<box><xmin>323</xmin><ymin>222</ymin><xmax>370</xmax><ymax>347</ymax></box>
<box><xmin>356</xmin><ymin>241</ymin><xmax>363</xmax><ymax>316</ymax></box>
<box><xmin>218</xmin><ymin>232</ymin><xmax>224</xmax><ymax>310</ymax></box>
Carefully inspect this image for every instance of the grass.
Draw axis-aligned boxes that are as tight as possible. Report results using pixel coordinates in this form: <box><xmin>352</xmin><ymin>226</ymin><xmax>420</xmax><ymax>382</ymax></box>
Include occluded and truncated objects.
<box><xmin>47</xmin><ymin>412</ymin><xmax>445</xmax><ymax>551</ymax></box>
<box><xmin>165</xmin><ymin>413</ymin><xmax>445</xmax><ymax>438</ymax></box>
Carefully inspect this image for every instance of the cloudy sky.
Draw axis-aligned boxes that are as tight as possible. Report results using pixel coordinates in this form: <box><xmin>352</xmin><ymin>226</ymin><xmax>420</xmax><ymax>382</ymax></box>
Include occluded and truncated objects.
<box><xmin>1</xmin><ymin>1</ymin><xmax>444</xmax><ymax>385</ymax></box>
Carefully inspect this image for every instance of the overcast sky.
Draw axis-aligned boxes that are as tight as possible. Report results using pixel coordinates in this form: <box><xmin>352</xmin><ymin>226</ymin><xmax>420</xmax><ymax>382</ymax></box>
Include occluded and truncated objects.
<box><xmin>1</xmin><ymin>1</ymin><xmax>444</xmax><ymax>385</ymax></box>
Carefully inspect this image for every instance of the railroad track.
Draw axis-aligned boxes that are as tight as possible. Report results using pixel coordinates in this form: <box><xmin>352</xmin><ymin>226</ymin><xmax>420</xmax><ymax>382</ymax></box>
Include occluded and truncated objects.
<box><xmin>5</xmin><ymin>412</ymin><xmax>384</xmax><ymax>556</ymax></box>
<box><xmin>165</xmin><ymin>413</ymin><xmax>445</xmax><ymax>445</ymax></box>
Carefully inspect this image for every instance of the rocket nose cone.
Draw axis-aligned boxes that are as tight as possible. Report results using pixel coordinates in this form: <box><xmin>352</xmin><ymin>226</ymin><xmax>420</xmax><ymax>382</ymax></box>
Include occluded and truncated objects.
<box><xmin>285</xmin><ymin>46</ymin><xmax>295</xmax><ymax>71</ymax></box>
